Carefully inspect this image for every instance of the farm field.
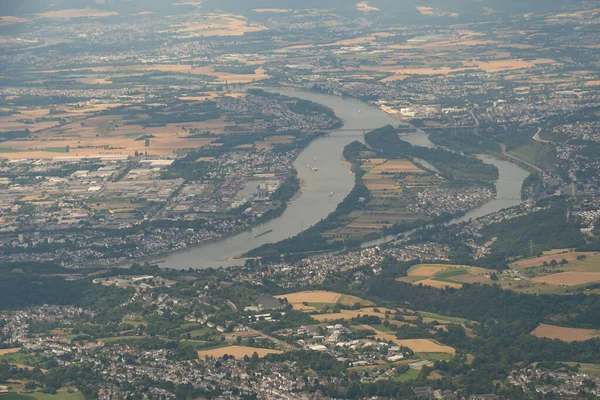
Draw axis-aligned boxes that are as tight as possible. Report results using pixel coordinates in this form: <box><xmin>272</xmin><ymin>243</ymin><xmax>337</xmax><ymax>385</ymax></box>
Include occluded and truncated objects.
<box><xmin>531</xmin><ymin>272</ymin><xmax>600</xmax><ymax>286</ymax></box>
<box><xmin>170</xmin><ymin>13</ymin><xmax>268</xmax><ymax>37</ymax></box>
<box><xmin>197</xmin><ymin>346</ymin><xmax>282</xmax><ymax>359</ymax></box>
<box><xmin>326</xmin><ymin>155</ymin><xmax>437</xmax><ymax>241</ymax></box>
<box><xmin>531</xmin><ymin>323</ymin><xmax>600</xmax><ymax>342</ymax></box>
<box><xmin>354</xmin><ymin>324</ymin><xmax>455</xmax><ymax>355</ymax></box>
<box><xmin>397</xmin><ymin>264</ymin><xmax>496</xmax><ymax>289</ymax></box>
<box><xmin>0</xmin><ymin>350</ymin><xmax>38</xmax><ymax>369</ymax></box>
<box><xmin>275</xmin><ymin>291</ymin><xmax>373</xmax><ymax>311</ymax></box>
<box><xmin>0</xmin><ymin>92</ymin><xmax>278</xmax><ymax>159</ymax></box>
<box><xmin>512</xmin><ymin>251</ymin><xmax>599</xmax><ymax>268</ymax></box>
<box><xmin>416</xmin><ymin>311</ymin><xmax>468</xmax><ymax>325</ymax></box>
<box><xmin>0</xmin><ymin>348</ymin><xmax>20</xmax><ymax>356</ymax></box>
<box><xmin>395</xmin><ymin>368</ymin><xmax>421</xmax><ymax>382</ymax></box>
<box><xmin>394</xmin><ymin>339</ymin><xmax>455</xmax><ymax>354</ymax></box>
<box><xmin>0</xmin><ymin>390</ymin><xmax>83</xmax><ymax>400</ymax></box>
<box><xmin>36</xmin><ymin>9</ymin><xmax>118</xmax><ymax>19</ymax></box>
<box><xmin>564</xmin><ymin>362</ymin><xmax>600</xmax><ymax>376</ymax></box>
<box><xmin>310</xmin><ymin>307</ymin><xmax>396</xmax><ymax>322</ymax></box>
<box><xmin>29</xmin><ymin>391</ymin><xmax>84</xmax><ymax>400</ymax></box>
<box><xmin>356</xmin><ymin>2</ymin><xmax>380</xmax><ymax>13</ymax></box>
<box><xmin>509</xmin><ymin>252</ymin><xmax>600</xmax><ymax>293</ymax></box>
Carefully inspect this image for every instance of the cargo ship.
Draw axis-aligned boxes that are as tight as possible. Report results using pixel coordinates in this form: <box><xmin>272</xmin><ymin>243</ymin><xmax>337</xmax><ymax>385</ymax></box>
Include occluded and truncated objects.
<box><xmin>254</xmin><ymin>229</ymin><xmax>273</xmax><ymax>238</ymax></box>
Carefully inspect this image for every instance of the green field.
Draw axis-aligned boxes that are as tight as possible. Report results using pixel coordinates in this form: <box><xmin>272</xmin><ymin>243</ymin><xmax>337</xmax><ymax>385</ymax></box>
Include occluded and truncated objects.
<box><xmin>122</xmin><ymin>317</ymin><xmax>148</xmax><ymax>327</ymax></box>
<box><xmin>0</xmin><ymin>148</ymin><xmax>25</xmax><ymax>153</ymax></box>
<box><xmin>416</xmin><ymin>352</ymin><xmax>454</xmax><ymax>362</ymax></box>
<box><xmin>0</xmin><ymin>395</ymin><xmax>36</xmax><ymax>400</ymax></box>
<box><xmin>511</xmin><ymin>141</ymin><xmax>557</xmax><ymax>170</ymax></box>
<box><xmin>417</xmin><ymin>311</ymin><xmax>468</xmax><ymax>325</ymax></box>
<box><xmin>30</xmin><ymin>391</ymin><xmax>84</xmax><ymax>400</ymax></box>
<box><xmin>433</xmin><ymin>269</ymin><xmax>469</xmax><ymax>282</ymax></box>
<box><xmin>97</xmin><ymin>335</ymin><xmax>147</xmax><ymax>343</ymax></box>
<box><xmin>564</xmin><ymin>362</ymin><xmax>600</xmax><ymax>376</ymax></box>
<box><xmin>188</xmin><ymin>327</ymin><xmax>212</xmax><ymax>338</ymax></box>
<box><xmin>394</xmin><ymin>368</ymin><xmax>420</xmax><ymax>382</ymax></box>
<box><xmin>43</xmin><ymin>147</ymin><xmax>69</xmax><ymax>153</ymax></box>
<box><xmin>0</xmin><ymin>351</ymin><xmax>36</xmax><ymax>366</ymax></box>
<box><xmin>369</xmin><ymin>323</ymin><xmax>395</xmax><ymax>333</ymax></box>
<box><xmin>304</xmin><ymin>302</ymin><xmax>335</xmax><ymax>311</ymax></box>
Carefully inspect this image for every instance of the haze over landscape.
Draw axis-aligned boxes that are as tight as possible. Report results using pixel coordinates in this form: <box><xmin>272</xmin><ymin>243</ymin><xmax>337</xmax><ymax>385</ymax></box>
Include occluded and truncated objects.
<box><xmin>1</xmin><ymin>0</ymin><xmax>600</xmax><ymax>399</ymax></box>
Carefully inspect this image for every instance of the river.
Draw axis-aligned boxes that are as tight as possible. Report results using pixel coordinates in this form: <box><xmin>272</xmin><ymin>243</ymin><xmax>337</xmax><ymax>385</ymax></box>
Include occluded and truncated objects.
<box><xmin>155</xmin><ymin>89</ymin><xmax>529</xmax><ymax>269</ymax></box>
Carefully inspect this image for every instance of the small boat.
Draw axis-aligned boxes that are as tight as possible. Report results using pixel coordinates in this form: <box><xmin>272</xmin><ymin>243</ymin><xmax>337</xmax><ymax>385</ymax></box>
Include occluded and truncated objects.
<box><xmin>358</xmin><ymin>109</ymin><xmax>361</xmax><ymax>113</ymax></box>
<box><xmin>329</xmin><ymin>191</ymin><xmax>335</xmax><ymax>197</ymax></box>
<box><xmin>308</xmin><ymin>164</ymin><xmax>318</xmax><ymax>171</ymax></box>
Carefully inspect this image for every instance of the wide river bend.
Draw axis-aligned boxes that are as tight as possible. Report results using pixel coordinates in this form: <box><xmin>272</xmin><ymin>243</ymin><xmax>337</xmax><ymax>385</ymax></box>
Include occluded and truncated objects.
<box><xmin>154</xmin><ymin>89</ymin><xmax>529</xmax><ymax>269</ymax></box>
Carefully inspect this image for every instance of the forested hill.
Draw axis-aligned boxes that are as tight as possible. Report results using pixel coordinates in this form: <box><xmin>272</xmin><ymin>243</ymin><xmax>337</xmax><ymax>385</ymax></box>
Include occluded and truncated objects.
<box><xmin>1</xmin><ymin>0</ymin><xmax>574</xmax><ymax>23</ymax></box>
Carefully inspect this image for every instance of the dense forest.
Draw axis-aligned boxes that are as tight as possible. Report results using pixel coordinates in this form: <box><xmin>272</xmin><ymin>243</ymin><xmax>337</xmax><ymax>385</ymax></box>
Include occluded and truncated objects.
<box><xmin>0</xmin><ymin>272</ymin><xmax>132</xmax><ymax>310</ymax></box>
<box><xmin>479</xmin><ymin>201</ymin><xmax>588</xmax><ymax>259</ymax></box>
<box><xmin>428</xmin><ymin>128</ymin><xmax>501</xmax><ymax>154</ymax></box>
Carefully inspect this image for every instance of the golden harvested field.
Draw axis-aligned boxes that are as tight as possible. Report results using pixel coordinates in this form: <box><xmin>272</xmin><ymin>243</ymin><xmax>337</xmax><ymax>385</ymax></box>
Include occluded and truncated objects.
<box><xmin>311</xmin><ymin>307</ymin><xmax>396</xmax><ymax>322</ymax></box>
<box><xmin>325</xmin><ymin>32</ymin><xmax>395</xmax><ymax>47</ymax></box>
<box><xmin>585</xmin><ymin>80</ymin><xmax>600</xmax><ymax>86</ymax></box>
<box><xmin>338</xmin><ymin>294</ymin><xmax>375</xmax><ymax>306</ymax></box>
<box><xmin>42</xmin><ymin>64</ymin><xmax>270</xmax><ymax>83</ymax></box>
<box><xmin>75</xmin><ymin>77</ymin><xmax>112</xmax><ymax>85</ymax></box>
<box><xmin>275</xmin><ymin>290</ymin><xmax>343</xmax><ymax>304</ymax></box>
<box><xmin>361</xmin><ymin>158</ymin><xmax>423</xmax><ymax>192</ymax></box>
<box><xmin>395</xmin><ymin>339</ymin><xmax>455</xmax><ymax>354</ymax></box>
<box><xmin>363</xmin><ymin>179</ymin><xmax>398</xmax><ymax>191</ymax></box>
<box><xmin>513</xmin><ymin>251</ymin><xmax>598</xmax><ymax>267</ymax></box>
<box><xmin>370</xmin><ymin>58</ymin><xmax>557</xmax><ymax>81</ymax></box>
<box><xmin>0</xmin><ymin>16</ymin><xmax>30</xmax><ymax>25</ymax></box>
<box><xmin>417</xmin><ymin>279</ymin><xmax>463</xmax><ymax>289</ymax></box>
<box><xmin>531</xmin><ymin>272</ymin><xmax>600</xmax><ymax>286</ymax></box>
<box><xmin>398</xmin><ymin>265</ymin><xmax>494</xmax><ymax>289</ymax></box>
<box><xmin>0</xmin><ymin>134</ymin><xmax>214</xmax><ymax>159</ymax></box>
<box><xmin>371</xmin><ymin>160</ymin><xmax>424</xmax><ymax>174</ymax></box>
<box><xmin>171</xmin><ymin>14</ymin><xmax>267</xmax><ymax>37</ymax></box>
<box><xmin>0</xmin><ymin>348</ymin><xmax>21</xmax><ymax>356</ymax></box>
<box><xmin>356</xmin><ymin>2</ymin><xmax>380</xmax><ymax>12</ymax></box>
<box><xmin>36</xmin><ymin>9</ymin><xmax>118</xmax><ymax>19</ymax></box>
<box><xmin>450</xmin><ymin>274</ymin><xmax>492</xmax><ymax>284</ymax></box>
<box><xmin>408</xmin><ymin>264</ymin><xmax>454</xmax><ymax>277</ymax></box>
<box><xmin>531</xmin><ymin>324</ymin><xmax>600</xmax><ymax>342</ymax></box>
<box><xmin>463</xmin><ymin>58</ymin><xmax>556</xmax><ymax>72</ymax></box>
<box><xmin>416</xmin><ymin>6</ymin><xmax>435</xmax><ymax>15</ymax></box>
<box><xmin>252</xmin><ymin>8</ymin><xmax>290</xmax><ymax>13</ymax></box>
<box><xmin>416</xmin><ymin>6</ymin><xmax>458</xmax><ymax>17</ymax></box>
<box><xmin>197</xmin><ymin>346</ymin><xmax>282</xmax><ymax>359</ymax></box>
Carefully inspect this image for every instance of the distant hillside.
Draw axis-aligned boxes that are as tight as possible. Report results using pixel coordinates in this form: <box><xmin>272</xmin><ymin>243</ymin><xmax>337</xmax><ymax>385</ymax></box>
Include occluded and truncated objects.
<box><xmin>1</xmin><ymin>0</ymin><xmax>574</xmax><ymax>21</ymax></box>
<box><xmin>201</xmin><ymin>0</ymin><xmax>572</xmax><ymax>23</ymax></box>
<box><xmin>0</xmin><ymin>0</ymin><xmax>194</xmax><ymax>16</ymax></box>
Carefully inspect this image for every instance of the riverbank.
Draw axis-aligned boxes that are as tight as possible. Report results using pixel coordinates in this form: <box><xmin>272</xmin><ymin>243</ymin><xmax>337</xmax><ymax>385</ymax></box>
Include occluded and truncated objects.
<box><xmin>151</xmin><ymin>89</ymin><xmax>528</xmax><ymax>270</ymax></box>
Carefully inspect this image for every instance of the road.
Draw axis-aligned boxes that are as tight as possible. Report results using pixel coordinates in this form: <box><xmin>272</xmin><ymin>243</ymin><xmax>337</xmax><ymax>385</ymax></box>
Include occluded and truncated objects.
<box><xmin>469</xmin><ymin>108</ymin><xmax>480</xmax><ymax>129</ymax></box>
<box><xmin>532</xmin><ymin>127</ymin><xmax>551</xmax><ymax>144</ymax></box>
